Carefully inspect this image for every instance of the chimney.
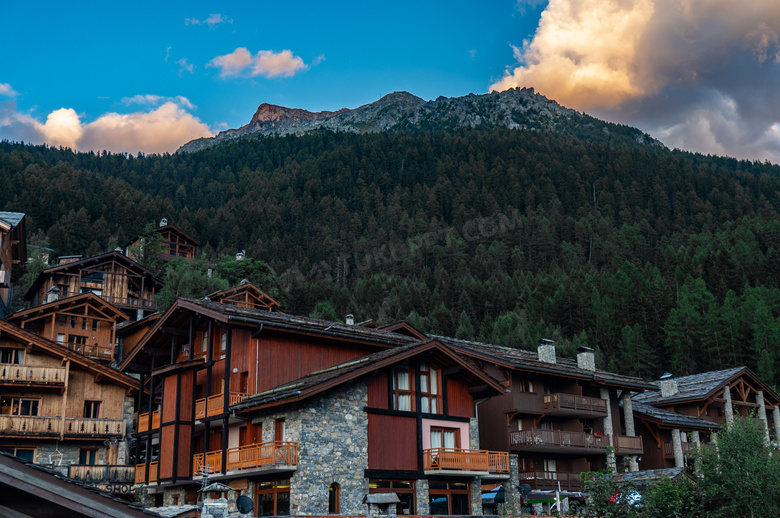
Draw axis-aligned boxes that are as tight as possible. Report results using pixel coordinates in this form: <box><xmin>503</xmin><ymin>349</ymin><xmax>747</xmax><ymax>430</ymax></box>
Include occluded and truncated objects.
<box><xmin>159</xmin><ymin>217</ymin><xmax>168</xmax><ymax>227</ymax></box>
<box><xmin>235</xmin><ymin>250</ymin><xmax>246</xmax><ymax>261</ymax></box>
<box><xmin>660</xmin><ymin>373</ymin><xmax>678</xmax><ymax>397</ymax></box>
<box><xmin>46</xmin><ymin>286</ymin><xmax>61</xmax><ymax>304</ymax></box>
<box><xmin>577</xmin><ymin>346</ymin><xmax>595</xmax><ymax>371</ymax></box>
<box><xmin>345</xmin><ymin>314</ymin><xmax>355</xmax><ymax>326</ymax></box>
<box><xmin>537</xmin><ymin>338</ymin><xmax>556</xmax><ymax>364</ymax></box>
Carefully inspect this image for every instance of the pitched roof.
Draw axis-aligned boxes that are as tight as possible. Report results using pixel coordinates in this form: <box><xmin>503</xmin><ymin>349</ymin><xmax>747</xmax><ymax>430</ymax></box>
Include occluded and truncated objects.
<box><xmin>231</xmin><ymin>339</ymin><xmax>506</xmax><ymax>413</ymax></box>
<box><xmin>630</xmin><ymin>400</ymin><xmax>721</xmax><ymax>430</ymax></box>
<box><xmin>25</xmin><ymin>251</ymin><xmax>165</xmax><ymax>299</ymax></box>
<box><xmin>632</xmin><ymin>366</ymin><xmax>779</xmax><ymax>406</ymax></box>
<box><xmin>7</xmin><ymin>292</ymin><xmax>129</xmax><ymax>325</ymax></box>
<box><xmin>206</xmin><ymin>282</ymin><xmax>282</xmax><ymax>311</ymax></box>
<box><xmin>0</xmin><ymin>211</ymin><xmax>25</xmax><ymax>230</ymax></box>
<box><xmin>433</xmin><ymin>335</ymin><xmax>656</xmax><ymax>391</ymax></box>
<box><xmin>122</xmin><ymin>224</ymin><xmax>200</xmax><ymax>248</ymax></box>
<box><xmin>611</xmin><ymin>467</ymin><xmax>696</xmax><ymax>488</ymax></box>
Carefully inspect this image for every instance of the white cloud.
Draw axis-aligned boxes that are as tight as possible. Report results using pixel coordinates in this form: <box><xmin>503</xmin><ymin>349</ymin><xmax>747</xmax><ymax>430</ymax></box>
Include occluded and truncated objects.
<box><xmin>0</xmin><ymin>101</ymin><xmax>212</xmax><ymax>154</ymax></box>
<box><xmin>0</xmin><ymin>83</ymin><xmax>19</xmax><ymax>97</ymax></box>
<box><xmin>491</xmin><ymin>0</ymin><xmax>780</xmax><ymax>163</ymax></box>
<box><xmin>177</xmin><ymin>58</ymin><xmax>194</xmax><ymax>76</ymax></box>
<box><xmin>121</xmin><ymin>95</ymin><xmax>195</xmax><ymax>110</ymax></box>
<box><xmin>208</xmin><ymin>48</ymin><xmax>307</xmax><ymax>78</ymax></box>
<box><xmin>186</xmin><ymin>14</ymin><xmax>232</xmax><ymax>28</ymax></box>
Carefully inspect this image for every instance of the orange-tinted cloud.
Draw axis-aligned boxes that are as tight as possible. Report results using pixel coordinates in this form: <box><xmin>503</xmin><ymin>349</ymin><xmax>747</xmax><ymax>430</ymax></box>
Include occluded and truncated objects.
<box><xmin>208</xmin><ymin>48</ymin><xmax>307</xmax><ymax>78</ymax></box>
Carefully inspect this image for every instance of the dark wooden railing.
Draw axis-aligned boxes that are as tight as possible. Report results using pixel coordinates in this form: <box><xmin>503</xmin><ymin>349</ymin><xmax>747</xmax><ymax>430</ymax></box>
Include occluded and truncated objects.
<box><xmin>543</xmin><ymin>393</ymin><xmax>608</xmax><ymax>415</ymax></box>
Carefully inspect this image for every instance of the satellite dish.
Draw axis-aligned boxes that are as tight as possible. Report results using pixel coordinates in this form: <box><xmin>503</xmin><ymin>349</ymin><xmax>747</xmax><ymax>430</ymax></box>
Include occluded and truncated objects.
<box><xmin>518</xmin><ymin>483</ymin><xmax>532</xmax><ymax>495</ymax></box>
<box><xmin>236</xmin><ymin>495</ymin><xmax>254</xmax><ymax>514</ymax></box>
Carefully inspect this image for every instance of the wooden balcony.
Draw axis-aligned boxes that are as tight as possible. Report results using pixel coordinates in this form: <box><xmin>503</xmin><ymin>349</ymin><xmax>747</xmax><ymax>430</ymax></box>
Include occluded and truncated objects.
<box><xmin>614</xmin><ymin>434</ymin><xmax>644</xmax><ymax>455</ymax></box>
<box><xmin>59</xmin><ymin>341</ymin><xmax>114</xmax><ymax>361</ymax></box>
<box><xmin>519</xmin><ymin>471</ymin><xmax>582</xmax><ymax>492</ymax></box>
<box><xmin>423</xmin><ymin>448</ymin><xmax>509</xmax><ymax>474</ymax></box>
<box><xmin>0</xmin><ymin>416</ymin><xmax>124</xmax><ymax>438</ymax></box>
<box><xmin>0</xmin><ymin>365</ymin><xmax>66</xmax><ymax>387</ymax></box>
<box><xmin>195</xmin><ymin>393</ymin><xmax>248</xmax><ymax>420</ymax></box>
<box><xmin>99</xmin><ymin>295</ymin><xmax>156</xmax><ymax>311</ymax></box>
<box><xmin>663</xmin><ymin>441</ymin><xmax>697</xmax><ymax>458</ymax></box>
<box><xmin>136</xmin><ymin>410</ymin><xmax>160</xmax><ymax>432</ymax></box>
<box><xmin>510</xmin><ymin>428</ymin><xmax>609</xmax><ymax>454</ymax></box>
<box><xmin>68</xmin><ymin>465</ymin><xmax>135</xmax><ymax>493</ymax></box>
<box><xmin>192</xmin><ymin>441</ymin><xmax>298</xmax><ymax>477</ymax></box>
<box><xmin>134</xmin><ymin>461</ymin><xmax>159</xmax><ymax>484</ymax></box>
<box><xmin>543</xmin><ymin>393</ymin><xmax>608</xmax><ymax>417</ymax></box>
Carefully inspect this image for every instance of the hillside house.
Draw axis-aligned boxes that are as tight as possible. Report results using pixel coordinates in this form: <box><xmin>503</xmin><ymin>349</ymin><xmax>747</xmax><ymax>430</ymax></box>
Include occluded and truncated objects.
<box><xmin>124</xmin><ymin>219</ymin><xmax>199</xmax><ymax>263</ymax></box>
<box><xmin>0</xmin><ymin>211</ymin><xmax>26</xmax><ymax>318</ymax></box>
<box><xmin>25</xmin><ymin>251</ymin><xmax>164</xmax><ymax>321</ymax></box>
<box><xmin>0</xmin><ymin>319</ymin><xmax>138</xmax><ymax>497</ymax></box>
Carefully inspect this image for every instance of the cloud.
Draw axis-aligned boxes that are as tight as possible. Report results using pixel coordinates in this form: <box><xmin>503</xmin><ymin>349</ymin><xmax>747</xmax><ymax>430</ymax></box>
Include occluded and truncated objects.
<box><xmin>121</xmin><ymin>95</ymin><xmax>195</xmax><ymax>110</ymax></box>
<box><xmin>492</xmin><ymin>0</ymin><xmax>780</xmax><ymax>163</ymax></box>
<box><xmin>186</xmin><ymin>14</ymin><xmax>232</xmax><ymax>28</ymax></box>
<box><xmin>177</xmin><ymin>58</ymin><xmax>195</xmax><ymax>76</ymax></box>
<box><xmin>208</xmin><ymin>48</ymin><xmax>307</xmax><ymax>78</ymax></box>
<box><xmin>0</xmin><ymin>83</ymin><xmax>19</xmax><ymax>97</ymax></box>
<box><xmin>312</xmin><ymin>54</ymin><xmax>326</xmax><ymax>66</ymax></box>
<box><xmin>0</xmin><ymin>101</ymin><xmax>212</xmax><ymax>154</ymax></box>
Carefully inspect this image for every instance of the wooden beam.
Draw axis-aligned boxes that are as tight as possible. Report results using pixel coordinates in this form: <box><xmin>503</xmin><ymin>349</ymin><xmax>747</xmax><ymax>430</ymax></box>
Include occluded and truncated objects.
<box><xmin>160</xmin><ymin>326</ymin><xmax>190</xmax><ymax>337</ymax></box>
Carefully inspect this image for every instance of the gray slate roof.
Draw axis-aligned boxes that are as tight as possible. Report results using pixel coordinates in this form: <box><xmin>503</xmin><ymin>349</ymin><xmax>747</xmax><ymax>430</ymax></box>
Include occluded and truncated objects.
<box><xmin>433</xmin><ymin>335</ymin><xmax>656</xmax><ymax>391</ymax></box>
<box><xmin>633</xmin><ymin>367</ymin><xmax>747</xmax><ymax>405</ymax></box>
<box><xmin>612</xmin><ymin>467</ymin><xmax>694</xmax><ymax>488</ymax></box>
<box><xmin>0</xmin><ymin>211</ymin><xmax>25</xmax><ymax>228</ymax></box>
<box><xmin>630</xmin><ymin>400</ymin><xmax>721</xmax><ymax>430</ymax></box>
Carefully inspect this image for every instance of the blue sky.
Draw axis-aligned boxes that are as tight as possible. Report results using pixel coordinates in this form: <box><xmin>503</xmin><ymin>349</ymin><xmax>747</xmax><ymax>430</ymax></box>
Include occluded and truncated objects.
<box><xmin>2</xmin><ymin>1</ymin><xmax>780</xmax><ymax>162</ymax></box>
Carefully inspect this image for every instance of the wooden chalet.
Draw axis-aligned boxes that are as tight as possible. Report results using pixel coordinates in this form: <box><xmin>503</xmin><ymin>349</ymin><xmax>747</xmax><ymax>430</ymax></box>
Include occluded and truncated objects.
<box><xmin>437</xmin><ymin>338</ymin><xmax>656</xmax><ymax>493</ymax></box>
<box><xmin>25</xmin><ymin>251</ymin><xmax>165</xmax><ymax>321</ymax></box>
<box><xmin>124</xmin><ymin>219</ymin><xmax>199</xmax><ymax>262</ymax></box>
<box><xmin>206</xmin><ymin>281</ymin><xmax>283</xmax><ymax>312</ymax></box>
<box><xmin>0</xmin><ymin>320</ymin><xmax>139</xmax><ymax>497</ymax></box>
<box><xmin>6</xmin><ymin>292</ymin><xmax>128</xmax><ymax>363</ymax></box>
<box><xmin>632</xmin><ymin>367</ymin><xmax>780</xmax><ymax>470</ymax></box>
<box><xmin>0</xmin><ymin>211</ymin><xmax>27</xmax><ymax>318</ymax></box>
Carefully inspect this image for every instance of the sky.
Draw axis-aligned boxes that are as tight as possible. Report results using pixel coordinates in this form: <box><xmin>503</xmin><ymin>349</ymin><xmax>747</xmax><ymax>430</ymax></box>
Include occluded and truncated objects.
<box><xmin>2</xmin><ymin>1</ymin><xmax>780</xmax><ymax>162</ymax></box>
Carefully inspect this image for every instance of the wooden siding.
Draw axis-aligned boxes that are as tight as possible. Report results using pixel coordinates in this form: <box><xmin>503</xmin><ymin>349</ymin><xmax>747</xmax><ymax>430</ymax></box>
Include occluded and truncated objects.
<box><xmin>160</xmin><ymin>425</ymin><xmax>176</xmax><ymax>480</ymax></box>
<box><xmin>367</xmin><ymin>373</ymin><xmax>389</xmax><ymax>409</ymax></box>
<box><xmin>445</xmin><ymin>378</ymin><xmax>475</xmax><ymax>418</ymax></box>
<box><xmin>368</xmin><ymin>413</ymin><xmax>417</xmax><ymax>471</ymax></box>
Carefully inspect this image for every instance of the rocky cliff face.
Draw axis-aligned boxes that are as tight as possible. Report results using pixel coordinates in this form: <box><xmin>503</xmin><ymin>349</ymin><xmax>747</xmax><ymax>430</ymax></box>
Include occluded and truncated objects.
<box><xmin>177</xmin><ymin>88</ymin><xmax>661</xmax><ymax>153</ymax></box>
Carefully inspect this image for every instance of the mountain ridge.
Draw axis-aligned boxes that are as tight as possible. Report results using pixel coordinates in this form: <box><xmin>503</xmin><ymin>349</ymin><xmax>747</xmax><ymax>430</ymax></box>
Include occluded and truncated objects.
<box><xmin>177</xmin><ymin>88</ymin><xmax>662</xmax><ymax>153</ymax></box>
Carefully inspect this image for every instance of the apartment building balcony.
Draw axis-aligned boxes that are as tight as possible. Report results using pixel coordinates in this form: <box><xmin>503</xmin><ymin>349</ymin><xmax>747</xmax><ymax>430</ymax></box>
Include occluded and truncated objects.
<box><xmin>136</xmin><ymin>410</ymin><xmax>160</xmax><ymax>432</ymax></box>
<box><xmin>423</xmin><ymin>448</ymin><xmax>509</xmax><ymax>476</ymax></box>
<box><xmin>134</xmin><ymin>461</ymin><xmax>158</xmax><ymax>484</ymax></box>
<box><xmin>542</xmin><ymin>393</ymin><xmax>608</xmax><ymax>418</ymax></box>
<box><xmin>614</xmin><ymin>434</ymin><xmax>644</xmax><ymax>455</ymax></box>
<box><xmin>195</xmin><ymin>392</ymin><xmax>248</xmax><ymax>420</ymax></box>
<box><xmin>510</xmin><ymin>428</ymin><xmax>609</xmax><ymax>454</ymax></box>
<box><xmin>0</xmin><ymin>365</ymin><xmax>66</xmax><ymax>388</ymax></box>
<box><xmin>58</xmin><ymin>341</ymin><xmax>114</xmax><ymax>362</ymax></box>
<box><xmin>191</xmin><ymin>441</ymin><xmax>298</xmax><ymax>479</ymax></box>
<box><xmin>519</xmin><ymin>471</ymin><xmax>582</xmax><ymax>492</ymax></box>
<box><xmin>0</xmin><ymin>416</ymin><xmax>125</xmax><ymax>438</ymax></box>
<box><xmin>67</xmin><ymin>464</ymin><xmax>135</xmax><ymax>494</ymax></box>
<box><xmin>663</xmin><ymin>441</ymin><xmax>697</xmax><ymax>459</ymax></box>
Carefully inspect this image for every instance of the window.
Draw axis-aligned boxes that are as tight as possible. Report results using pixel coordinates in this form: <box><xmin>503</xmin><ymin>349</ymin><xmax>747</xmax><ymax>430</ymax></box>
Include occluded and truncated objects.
<box><xmin>81</xmin><ymin>318</ymin><xmax>88</xmax><ymax>330</ymax></box>
<box><xmin>79</xmin><ymin>448</ymin><xmax>98</xmax><ymax>465</ymax></box>
<box><xmin>1</xmin><ymin>397</ymin><xmax>39</xmax><ymax>416</ymax></box>
<box><xmin>56</xmin><ymin>315</ymin><xmax>67</xmax><ymax>327</ymax></box>
<box><xmin>84</xmin><ymin>400</ymin><xmax>101</xmax><ymax>418</ymax></box>
<box><xmin>419</xmin><ymin>361</ymin><xmax>442</xmax><ymax>414</ymax></box>
<box><xmin>0</xmin><ymin>348</ymin><xmax>23</xmax><ymax>364</ymax></box>
<box><xmin>518</xmin><ymin>379</ymin><xmax>534</xmax><ymax>392</ymax></box>
<box><xmin>219</xmin><ymin>331</ymin><xmax>227</xmax><ymax>360</ymax></box>
<box><xmin>429</xmin><ymin>481</ymin><xmax>470</xmax><ymax>515</ymax></box>
<box><xmin>256</xmin><ymin>479</ymin><xmax>290</xmax><ymax>516</ymax></box>
<box><xmin>430</xmin><ymin>427</ymin><xmax>460</xmax><ymax>450</ymax></box>
<box><xmin>328</xmin><ymin>483</ymin><xmax>340</xmax><ymax>514</ymax></box>
<box><xmin>0</xmin><ymin>447</ymin><xmax>35</xmax><ymax>462</ymax></box>
<box><xmin>92</xmin><ymin>319</ymin><xmax>98</xmax><ymax>331</ymax></box>
<box><xmin>57</xmin><ymin>333</ymin><xmax>66</xmax><ymax>344</ymax></box>
<box><xmin>200</xmin><ymin>332</ymin><xmax>208</xmax><ymax>357</ymax></box>
<box><xmin>81</xmin><ymin>271</ymin><xmax>104</xmax><ymax>284</ymax></box>
<box><xmin>69</xmin><ymin>317</ymin><xmax>76</xmax><ymax>328</ymax></box>
<box><xmin>370</xmin><ymin>480</ymin><xmax>415</xmax><ymax>515</ymax></box>
<box><xmin>392</xmin><ymin>366</ymin><xmax>414</xmax><ymax>411</ymax></box>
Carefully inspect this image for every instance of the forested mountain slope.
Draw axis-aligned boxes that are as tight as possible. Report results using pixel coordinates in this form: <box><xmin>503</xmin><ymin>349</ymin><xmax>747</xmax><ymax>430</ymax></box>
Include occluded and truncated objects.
<box><xmin>2</xmin><ymin>127</ymin><xmax>780</xmax><ymax>387</ymax></box>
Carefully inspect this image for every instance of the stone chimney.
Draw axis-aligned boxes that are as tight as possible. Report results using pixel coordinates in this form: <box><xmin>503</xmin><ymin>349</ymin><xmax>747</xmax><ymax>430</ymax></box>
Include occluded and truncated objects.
<box><xmin>660</xmin><ymin>373</ymin><xmax>678</xmax><ymax>397</ymax></box>
<box><xmin>345</xmin><ymin>314</ymin><xmax>355</xmax><ymax>325</ymax></box>
<box><xmin>159</xmin><ymin>217</ymin><xmax>168</xmax><ymax>227</ymax></box>
<box><xmin>46</xmin><ymin>286</ymin><xmax>60</xmax><ymax>304</ymax></box>
<box><xmin>537</xmin><ymin>338</ymin><xmax>556</xmax><ymax>364</ymax></box>
<box><xmin>577</xmin><ymin>346</ymin><xmax>596</xmax><ymax>371</ymax></box>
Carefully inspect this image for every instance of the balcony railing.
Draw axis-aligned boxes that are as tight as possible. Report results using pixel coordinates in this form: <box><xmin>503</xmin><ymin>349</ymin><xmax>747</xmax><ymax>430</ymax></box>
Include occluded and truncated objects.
<box><xmin>543</xmin><ymin>393</ymin><xmax>608</xmax><ymax>417</ymax></box>
<box><xmin>614</xmin><ymin>434</ymin><xmax>644</xmax><ymax>455</ymax></box>
<box><xmin>0</xmin><ymin>365</ymin><xmax>67</xmax><ymax>385</ymax></box>
<box><xmin>58</xmin><ymin>341</ymin><xmax>114</xmax><ymax>361</ymax></box>
<box><xmin>423</xmin><ymin>448</ymin><xmax>509</xmax><ymax>473</ymax></box>
<box><xmin>134</xmin><ymin>461</ymin><xmax>159</xmax><ymax>484</ymax></box>
<box><xmin>195</xmin><ymin>393</ymin><xmax>248</xmax><ymax>420</ymax></box>
<box><xmin>68</xmin><ymin>464</ymin><xmax>135</xmax><ymax>490</ymax></box>
<box><xmin>136</xmin><ymin>410</ymin><xmax>160</xmax><ymax>432</ymax></box>
<box><xmin>519</xmin><ymin>471</ymin><xmax>582</xmax><ymax>492</ymax></box>
<box><xmin>663</xmin><ymin>441</ymin><xmax>697</xmax><ymax>458</ymax></box>
<box><xmin>98</xmin><ymin>295</ymin><xmax>156</xmax><ymax>310</ymax></box>
<box><xmin>510</xmin><ymin>428</ymin><xmax>610</xmax><ymax>452</ymax></box>
<box><xmin>192</xmin><ymin>441</ymin><xmax>298</xmax><ymax>477</ymax></box>
<box><xmin>0</xmin><ymin>416</ymin><xmax>124</xmax><ymax>438</ymax></box>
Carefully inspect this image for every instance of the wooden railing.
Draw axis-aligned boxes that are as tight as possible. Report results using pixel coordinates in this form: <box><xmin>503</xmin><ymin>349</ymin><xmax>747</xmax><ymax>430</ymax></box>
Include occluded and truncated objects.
<box><xmin>519</xmin><ymin>471</ymin><xmax>582</xmax><ymax>491</ymax></box>
<box><xmin>194</xmin><ymin>393</ymin><xmax>248</xmax><ymax>419</ymax></box>
<box><xmin>192</xmin><ymin>441</ymin><xmax>298</xmax><ymax>476</ymax></box>
<box><xmin>99</xmin><ymin>295</ymin><xmax>156</xmax><ymax>310</ymax></box>
<box><xmin>134</xmin><ymin>461</ymin><xmax>159</xmax><ymax>484</ymax></box>
<box><xmin>614</xmin><ymin>434</ymin><xmax>643</xmax><ymax>455</ymax></box>
<box><xmin>68</xmin><ymin>464</ymin><xmax>135</xmax><ymax>486</ymax></box>
<box><xmin>0</xmin><ymin>416</ymin><xmax>124</xmax><ymax>437</ymax></box>
<box><xmin>543</xmin><ymin>393</ymin><xmax>608</xmax><ymax>415</ymax></box>
<box><xmin>663</xmin><ymin>441</ymin><xmax>697</xmax><ymax>458</ymax></box>
<box><xmin>137</xmin><ymin>410</ymin><xmax>160</xmax><ymax>432</ymax></box>
<box><xmin>510</xmin><ymin>428</ymin><xmax>610</xmax><ymax>450</ymax></box>
<box><xmin>423</xmin><ymin>448</ymin><xmax>508</xmax><ymax>473</ymax></box>
<box><xmin>58</xmin><ymin>341</ymin><xmax>114</xmax><ymax>361</ymax></box>
<box><xmin>0</xmin><ymin>365</ymin><xmax>66</xmax><ymax>385</ymax></box>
